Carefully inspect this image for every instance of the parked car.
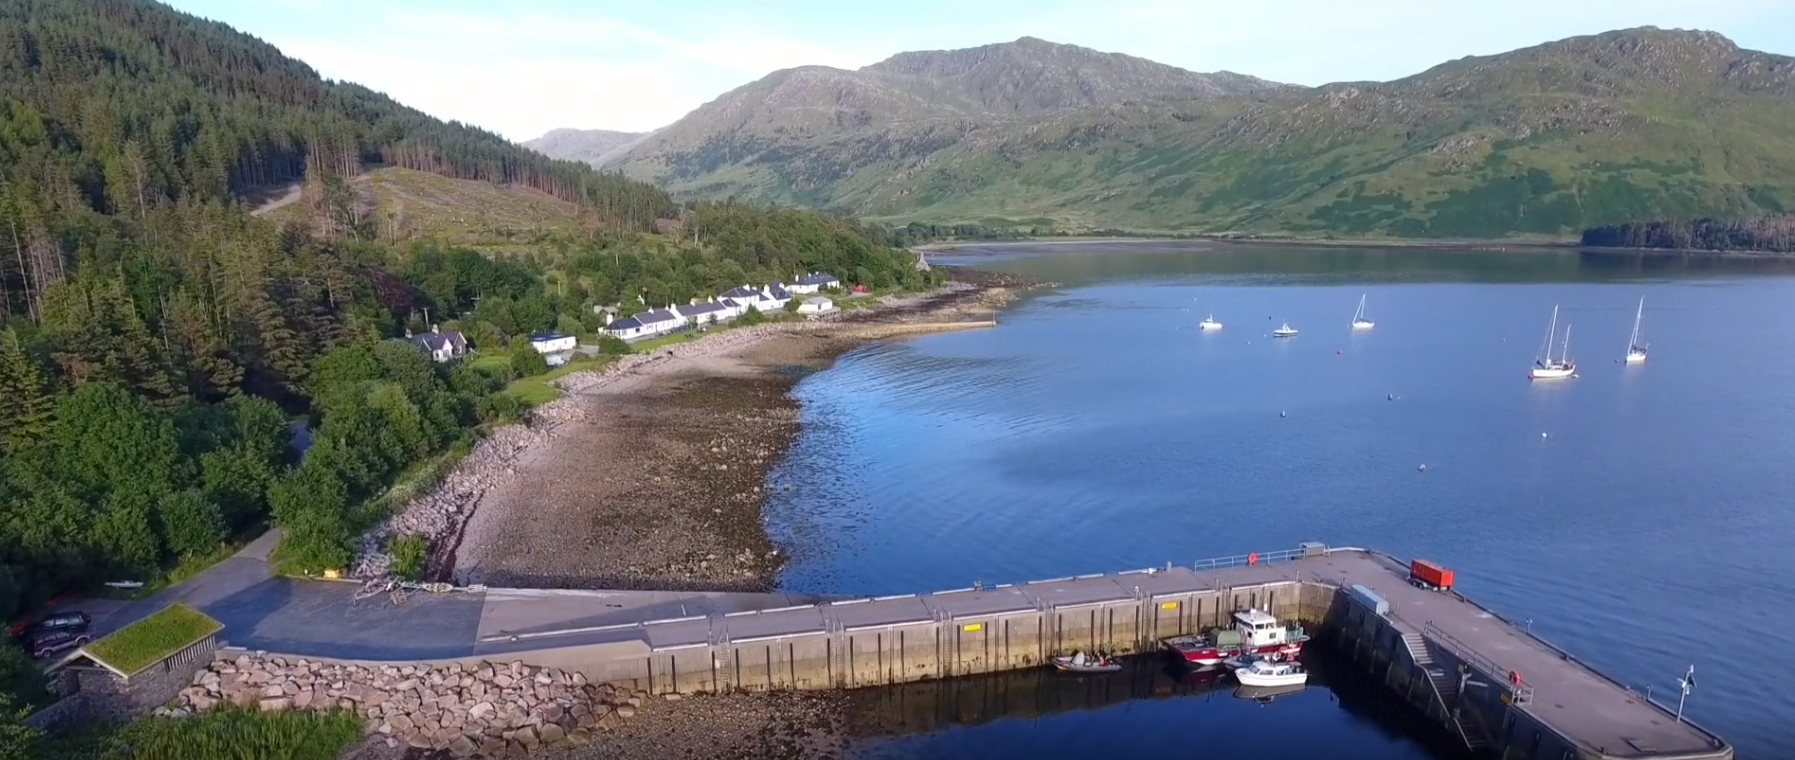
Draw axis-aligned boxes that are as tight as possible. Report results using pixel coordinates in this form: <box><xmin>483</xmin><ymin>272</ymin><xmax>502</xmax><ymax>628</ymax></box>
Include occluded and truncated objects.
<box><xmin>23</xmin><ymin>626</ymin><xmax>90</xmax><ymax>659</ymax></box>
<box><xmin>17</xmin><ymin>611</ymin><xmax>92</xmax><ymax>659</ymax></box>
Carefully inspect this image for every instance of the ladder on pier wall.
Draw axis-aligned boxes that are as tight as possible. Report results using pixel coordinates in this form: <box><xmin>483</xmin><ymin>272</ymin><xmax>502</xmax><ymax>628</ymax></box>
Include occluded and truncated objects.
<box><xmin>1401</xmin><ymin>631</ymin><xmax>1494</xmax><ymax>753</ymax></box>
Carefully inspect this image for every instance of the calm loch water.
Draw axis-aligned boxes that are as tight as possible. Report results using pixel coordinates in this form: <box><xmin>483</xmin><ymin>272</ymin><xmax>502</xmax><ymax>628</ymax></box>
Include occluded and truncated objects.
<box><xmin>763</xmin><ymin>242</ymin><xmax>1795</xmax><ymax>759</ymax></box>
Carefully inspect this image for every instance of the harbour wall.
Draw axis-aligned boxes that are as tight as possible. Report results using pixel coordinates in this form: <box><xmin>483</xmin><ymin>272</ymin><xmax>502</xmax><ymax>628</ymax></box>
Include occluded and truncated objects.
<box><xmin>215</xmin><ymin>546</ymin><xmax>1731</xmax><ymax>760</ymax></box>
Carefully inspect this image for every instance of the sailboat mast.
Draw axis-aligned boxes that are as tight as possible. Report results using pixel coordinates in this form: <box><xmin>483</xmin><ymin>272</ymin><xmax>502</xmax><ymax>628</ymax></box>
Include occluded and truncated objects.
<box><xmin>1630</xmin><ymin>297</ymin><xmax>1644</xmax><ymax>349</ymax></box>
<box><xmin>1540</xmin><ymin>306</ymin><xmax>1559</xmax><ymax>362</ymax></box>
<box><xmin>1561</xmin><ymin>323</ymin><xmax>1573</xmax><ymax>362</ymax></box>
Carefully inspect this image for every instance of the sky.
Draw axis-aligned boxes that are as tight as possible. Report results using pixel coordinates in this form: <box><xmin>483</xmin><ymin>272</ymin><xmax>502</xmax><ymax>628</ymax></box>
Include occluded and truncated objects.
<box><xmin>167</xmin><ymin>0</ymin><xmax>1795</xmax><ymax>142</ymax></box>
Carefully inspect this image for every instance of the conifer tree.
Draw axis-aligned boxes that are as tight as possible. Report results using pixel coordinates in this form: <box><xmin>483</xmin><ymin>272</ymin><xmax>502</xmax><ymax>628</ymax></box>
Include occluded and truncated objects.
<box><xmin>0</xmin><ymin>328</ymin><xmax>55</xmax><ymax>454</ymax></box>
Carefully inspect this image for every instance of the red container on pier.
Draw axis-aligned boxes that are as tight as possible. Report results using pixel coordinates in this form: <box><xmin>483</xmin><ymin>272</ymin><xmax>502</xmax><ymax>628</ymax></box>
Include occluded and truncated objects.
<box><xmin>1409</xmin><ymin>559</ymin><xmax>1454</xmax><ymax>590</ymax></box>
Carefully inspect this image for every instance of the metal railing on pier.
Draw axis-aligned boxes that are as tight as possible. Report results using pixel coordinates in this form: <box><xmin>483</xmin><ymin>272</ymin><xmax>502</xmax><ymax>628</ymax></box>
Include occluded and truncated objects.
<box><xmin>1425</xmin><ymin>622</ymin><xmax>1534</xmax><ymax>705</ymax></box>
<box><xmin>1190</xmin><ymin>546</ymin><xmax>1312</xmax><ymax>571</ymax></box>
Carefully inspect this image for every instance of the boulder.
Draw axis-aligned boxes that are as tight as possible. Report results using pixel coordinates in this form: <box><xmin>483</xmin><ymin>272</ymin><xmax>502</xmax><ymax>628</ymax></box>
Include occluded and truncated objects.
<box><xmin>257</xmin><ymin>697</ymin><xmax>292</xmax><ymax>712</ymax></box>
<box><xmin>538</xmin><ymin>723</ymin><xmax>566</xmax><ymax>745</ymax></box>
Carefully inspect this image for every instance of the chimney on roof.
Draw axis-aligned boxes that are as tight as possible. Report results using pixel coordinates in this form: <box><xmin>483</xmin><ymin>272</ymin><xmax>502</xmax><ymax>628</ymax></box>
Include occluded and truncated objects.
<box><xmin>431</xmin><ymin>324</ymin><xmax>440</xmax><ymax>334</ymax></box>
<box><xmin>604</xmin><ymin>312</ymin><xmax>613</xmax><ymax>326</ymax></box>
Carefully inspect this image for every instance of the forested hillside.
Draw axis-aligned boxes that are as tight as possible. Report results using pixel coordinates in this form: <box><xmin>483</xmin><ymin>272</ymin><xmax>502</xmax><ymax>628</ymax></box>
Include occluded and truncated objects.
<box><xmin>609</xmin><ymin>29</ymin><xmax>1795</xmax><ymax>238</ymax></box>
<box><xmin>0</xmin><ymin>0</ymin><xmax>675</xmax><ymax>287</ymax></box>
<box><xmin>1581</xmin><ymin>216</ymin><xmax>1795</xmax><ymax>253</ymax></box>
<box><xmin>0</xmin><ymin>0</ymin><xmax>929</xmax><ymax>639</ymax></box>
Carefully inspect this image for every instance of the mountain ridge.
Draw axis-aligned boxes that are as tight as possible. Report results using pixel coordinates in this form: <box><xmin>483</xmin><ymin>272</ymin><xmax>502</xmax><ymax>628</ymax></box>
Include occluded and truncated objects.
<box><xmin>603</xmin><ymin>27</ymin><xmax>1795</xmax><ymax>238</ymax></box>
<box><xmin>523</xmin><ymin>128</ymin><xmax>647</xmax><ymax>166</ymax></box>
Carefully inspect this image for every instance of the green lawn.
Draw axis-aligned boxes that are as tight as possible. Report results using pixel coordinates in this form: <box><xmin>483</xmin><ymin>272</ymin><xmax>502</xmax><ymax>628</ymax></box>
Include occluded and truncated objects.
<box><xmin>507</xmin><ymin>354</ymin><xmax>615</xmax><ymax>405</ymax></box>
<box><xmin>466</xmin><ymin>353</ymin><xmax>509</xmax><ymax>374</ymax></box>
<box><xmin>84</xmin><ymin>603</ymin><xmax>222</xmax><ymax>675</ymax></box>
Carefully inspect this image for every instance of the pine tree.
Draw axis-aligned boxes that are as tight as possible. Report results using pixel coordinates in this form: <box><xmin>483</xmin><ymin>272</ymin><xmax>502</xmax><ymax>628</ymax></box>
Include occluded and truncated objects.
<box><xmin>0</xmin><ymin>327</ymin><xmax>55</xmax><ymax>454</ymax></box>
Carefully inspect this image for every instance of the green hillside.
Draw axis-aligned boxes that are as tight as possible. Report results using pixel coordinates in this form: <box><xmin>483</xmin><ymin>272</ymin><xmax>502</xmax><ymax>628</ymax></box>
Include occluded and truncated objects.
<box><xmin>608</xmin><ymin>29</ymin><xmax>1795</xmax><ymax>239</ymax></box>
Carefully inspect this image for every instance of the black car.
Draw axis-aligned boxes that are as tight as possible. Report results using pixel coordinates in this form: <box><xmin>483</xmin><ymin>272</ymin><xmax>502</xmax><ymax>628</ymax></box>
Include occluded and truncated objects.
<box><xmin>19</xmin><ymin>611</ymin><xmax>92</xmax><ymax>659</ymax></box>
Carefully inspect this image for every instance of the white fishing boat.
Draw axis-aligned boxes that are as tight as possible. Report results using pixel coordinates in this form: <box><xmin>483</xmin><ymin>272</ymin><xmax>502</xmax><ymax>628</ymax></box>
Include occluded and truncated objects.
<box><xmin>1529</xmin><ymin>306</ymin><xmax>1576</xmax><ymax>380</ymax></box>
<box><xmin>1272</xmin><ymin>322</ymin><xmax>1298</xmax><ymax>338</ymax></box>
<box><xmin>1200</xmin><ymin>313</ymin><xmax>1223</xmax><ymax>331</ymax></box>
<box><xmin>1351</xmin><ymin>293</ymin><xmax>1374</xmax><ymax>329</ymax></box>
<box><xmin>1234</xmin><ymin>658</ymin><xmax>1308</xmax><ymax>687</ymax></box>
<box><xmin>1624</xmin><ymin>297</ymin><xmax>1648</xmax><ymax>364</ymax></box>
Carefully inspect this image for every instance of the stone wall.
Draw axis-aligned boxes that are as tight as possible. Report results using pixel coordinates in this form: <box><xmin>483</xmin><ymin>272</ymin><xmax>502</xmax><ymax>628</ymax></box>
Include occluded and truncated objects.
<box><xmin>179</xmin><ymin>653</ymin><xmax>646</xmax><ymax>758</ymax></box>
<box><xmin>23</xmin><ymin>693</ymin><xmax>90</xmax><ymax>733</ymax></box>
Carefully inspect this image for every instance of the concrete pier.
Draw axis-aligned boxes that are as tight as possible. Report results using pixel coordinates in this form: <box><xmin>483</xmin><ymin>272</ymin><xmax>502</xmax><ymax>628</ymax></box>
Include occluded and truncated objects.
<box><xmin>219</xmin><ymin>545</ymin><xmax>1732</xmax><ymax>760</ymax></box>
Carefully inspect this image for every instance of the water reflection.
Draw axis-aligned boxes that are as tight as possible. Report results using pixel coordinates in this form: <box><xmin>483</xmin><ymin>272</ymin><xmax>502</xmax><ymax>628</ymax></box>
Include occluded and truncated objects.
<box><xmin>843</xmin><ymin>650</ymin><xmax>1473</xmax><ymax>760</ymax></box>
<box><xmin>929</xmin><ymin>241</ymin><xmax>1795</xmax><ymax>286</ymax></box>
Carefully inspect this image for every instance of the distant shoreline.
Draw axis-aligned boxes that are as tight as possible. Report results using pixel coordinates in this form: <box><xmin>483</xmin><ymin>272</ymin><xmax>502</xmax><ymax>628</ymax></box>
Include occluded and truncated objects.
<box><xmin>915</xmin><ymin>235</ymin><xmax>1574</xmax><ymax>253</ymax></box>
<box><xmin>917</xmin><ymin>236</ymin><xmax>1795</xmax><ymax>258</ymax></box>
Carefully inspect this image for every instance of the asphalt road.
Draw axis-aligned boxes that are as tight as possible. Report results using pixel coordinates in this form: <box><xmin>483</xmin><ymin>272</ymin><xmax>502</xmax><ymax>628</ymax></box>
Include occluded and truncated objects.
<box><xmin>84</xmin><ymin>530</ymin><xmax>835</xmax><ymax>661</ymax></box>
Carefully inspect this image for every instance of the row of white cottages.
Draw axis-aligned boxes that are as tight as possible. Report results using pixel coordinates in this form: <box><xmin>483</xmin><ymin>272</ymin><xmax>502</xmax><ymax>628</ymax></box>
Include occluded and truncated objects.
<box><xmin>603</xmin><ymin>273</ymin><xmax>840</xmax><ymax>341</ymax></box>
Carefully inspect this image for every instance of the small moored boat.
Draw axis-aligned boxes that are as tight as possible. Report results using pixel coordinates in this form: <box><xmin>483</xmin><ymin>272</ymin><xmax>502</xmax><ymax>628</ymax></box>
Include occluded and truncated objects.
<box><xmin>1530</xmin><ymin>305</ymin><xmax>1576</xmax><ymax>379</ymax></box>
<box><xmin>1351</xmin><ymin>293</ymin><xmax>1374</xmax><ymax>329</ymax></box>
<box><xmin>1200</xmin><ymin>313</ymin><xmax>1223</xmax><ymax>331</ymax></box>
<box><xmin>1272</xmin><ymin>322</ymin><xmax>1298</xmax><ymax>338</ymax></box>
<box><xmin>1235</xmin><ymin>683</ymin><xmax>1308</xmax><ymax>704</ymax></box>
<box><xmin>1624</xmin><ymin>296</ymin><xmax>1648</xmax><ymax>364</ymax></box>
<box><xmin>1051</xmin><ymin>651</ymin><xmax>1122</xmax><ymax>674</ymax></box>
<box><xmin>1234</xmin><ymin>659</ymin><xmax>1308</xmax><ymax>688</ymax></box>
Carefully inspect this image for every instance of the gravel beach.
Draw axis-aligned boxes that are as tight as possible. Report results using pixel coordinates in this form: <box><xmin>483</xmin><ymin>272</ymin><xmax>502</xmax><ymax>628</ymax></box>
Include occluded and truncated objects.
<box><xmin>449</xmin><ymin>283</ymin><xmax>1017</xmax><ymax>591</ymax></box>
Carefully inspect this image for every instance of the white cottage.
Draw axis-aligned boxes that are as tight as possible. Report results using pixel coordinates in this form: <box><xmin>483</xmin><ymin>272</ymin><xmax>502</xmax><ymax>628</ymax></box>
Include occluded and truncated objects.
<box><xmin>789</xmin><ymin>272</ymin><xmax>840</xmax><ymax>294</ymax></box>
<box><xmin>529</xmin><ymin>332</ymin><xmax>577</xmax><ymax>354</ymax></box>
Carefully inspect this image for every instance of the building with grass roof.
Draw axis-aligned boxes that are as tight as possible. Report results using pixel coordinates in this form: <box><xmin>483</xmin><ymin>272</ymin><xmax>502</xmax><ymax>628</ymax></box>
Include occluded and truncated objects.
<box><xmin>50</xmin><ymin>602</ymin><xmax>224</xmax><ymax>723</ymax></box>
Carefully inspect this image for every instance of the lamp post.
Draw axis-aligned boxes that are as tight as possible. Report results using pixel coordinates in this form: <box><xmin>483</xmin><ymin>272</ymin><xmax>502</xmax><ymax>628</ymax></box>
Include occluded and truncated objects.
<box><xmin>1675</xmin><ymin>665</ymin><xmax>1696</xmax><ymax>723</ymax></box>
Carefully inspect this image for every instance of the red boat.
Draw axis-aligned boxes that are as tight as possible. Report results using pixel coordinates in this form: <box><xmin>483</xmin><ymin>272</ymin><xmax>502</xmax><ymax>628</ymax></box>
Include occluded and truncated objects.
<box><xmin>1163</xmin><ymin>609</ymin><xmax>1309</xmax><ymax>667</ymax></box>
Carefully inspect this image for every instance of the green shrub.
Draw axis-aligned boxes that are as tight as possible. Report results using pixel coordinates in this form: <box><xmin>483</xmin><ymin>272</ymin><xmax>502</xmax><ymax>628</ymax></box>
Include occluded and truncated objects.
<box><xmin>596</xmin><ymin>335</ymin><xmax>631</xmax><ymax>355</ymax></box>
<box><xmin>508</xmin><ymin>343</ymin><xmax>549</xmax><ymax>378</ymax></box>
<box><xmin>98</xmin><ymin>705</ymin><xmax>362</xmax><ymax>760</ymax></box>
<box><xmin>0</xmin><ymin>691</ymin><xmax>41</xmax><ymax>760</ymax></box>
<box><xmin>388</xmin><ymin>534</ymin><xmax>427</xmax><ymax>580</ymax></box>
<box><xmin>475</xmin><ymin>393</ymin><xmax>526</xmax><ymax>423</ymax></box>
<box><xmin>736</xmin><ymin>306</ymin><xmax>765</xmax><ymax>326</ymax></box>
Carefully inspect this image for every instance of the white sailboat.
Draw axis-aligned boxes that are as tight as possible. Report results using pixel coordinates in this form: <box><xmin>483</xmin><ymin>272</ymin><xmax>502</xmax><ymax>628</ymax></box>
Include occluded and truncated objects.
<box><xmin>1624</xmin><ymin>297</ymin><xmax>1647</xmax><ymax>364</ymax></box>
<box><xmin>1200</xmin><ymin>313</ymin><xmax>1223</xmax><ymax>330</ymax></box>
<box><xmin>1530</xmin><ymin>305</ymin><xmax>1576</xmax><ymax>380</ymax></box>
<box><xmin>1272</xmin><ymin>322</ymin><xmax>1298</xmax><ymax>338</ymax></box>
<box><xmin>1351</xmin><ymin>293</ymin><xmax>1374</xmax><ymax>329</ymax></box>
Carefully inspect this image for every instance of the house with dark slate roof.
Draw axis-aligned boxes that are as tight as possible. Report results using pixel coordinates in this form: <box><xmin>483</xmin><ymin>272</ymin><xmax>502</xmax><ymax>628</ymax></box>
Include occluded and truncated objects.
<box><xmin>604</xmin><ymin>314</ymin><xmax>649</xmax><ymax>340</ymax></box>
<box><xmin>677</xmin><ymin>300</ymin><xmax>731</xmax><ymax>326</ymax></box>
<box><xmin>408</xmin><ymin>328</ymin><xmax>469</xmax><ymax>362</ymax></box>
<box><xmin>604</xmin><ymin>306</ymin><xmax>686</xmax><ymax>341</ymax></box>
<box><xmin>758</xmin><ymin>284</ymin><xmax>792</xmax><ymax>310</ymax></box>
<box><xmin>789</xmin><ymin>271</ymin><xmax>840</xmax><ymax>294</ymax></box>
